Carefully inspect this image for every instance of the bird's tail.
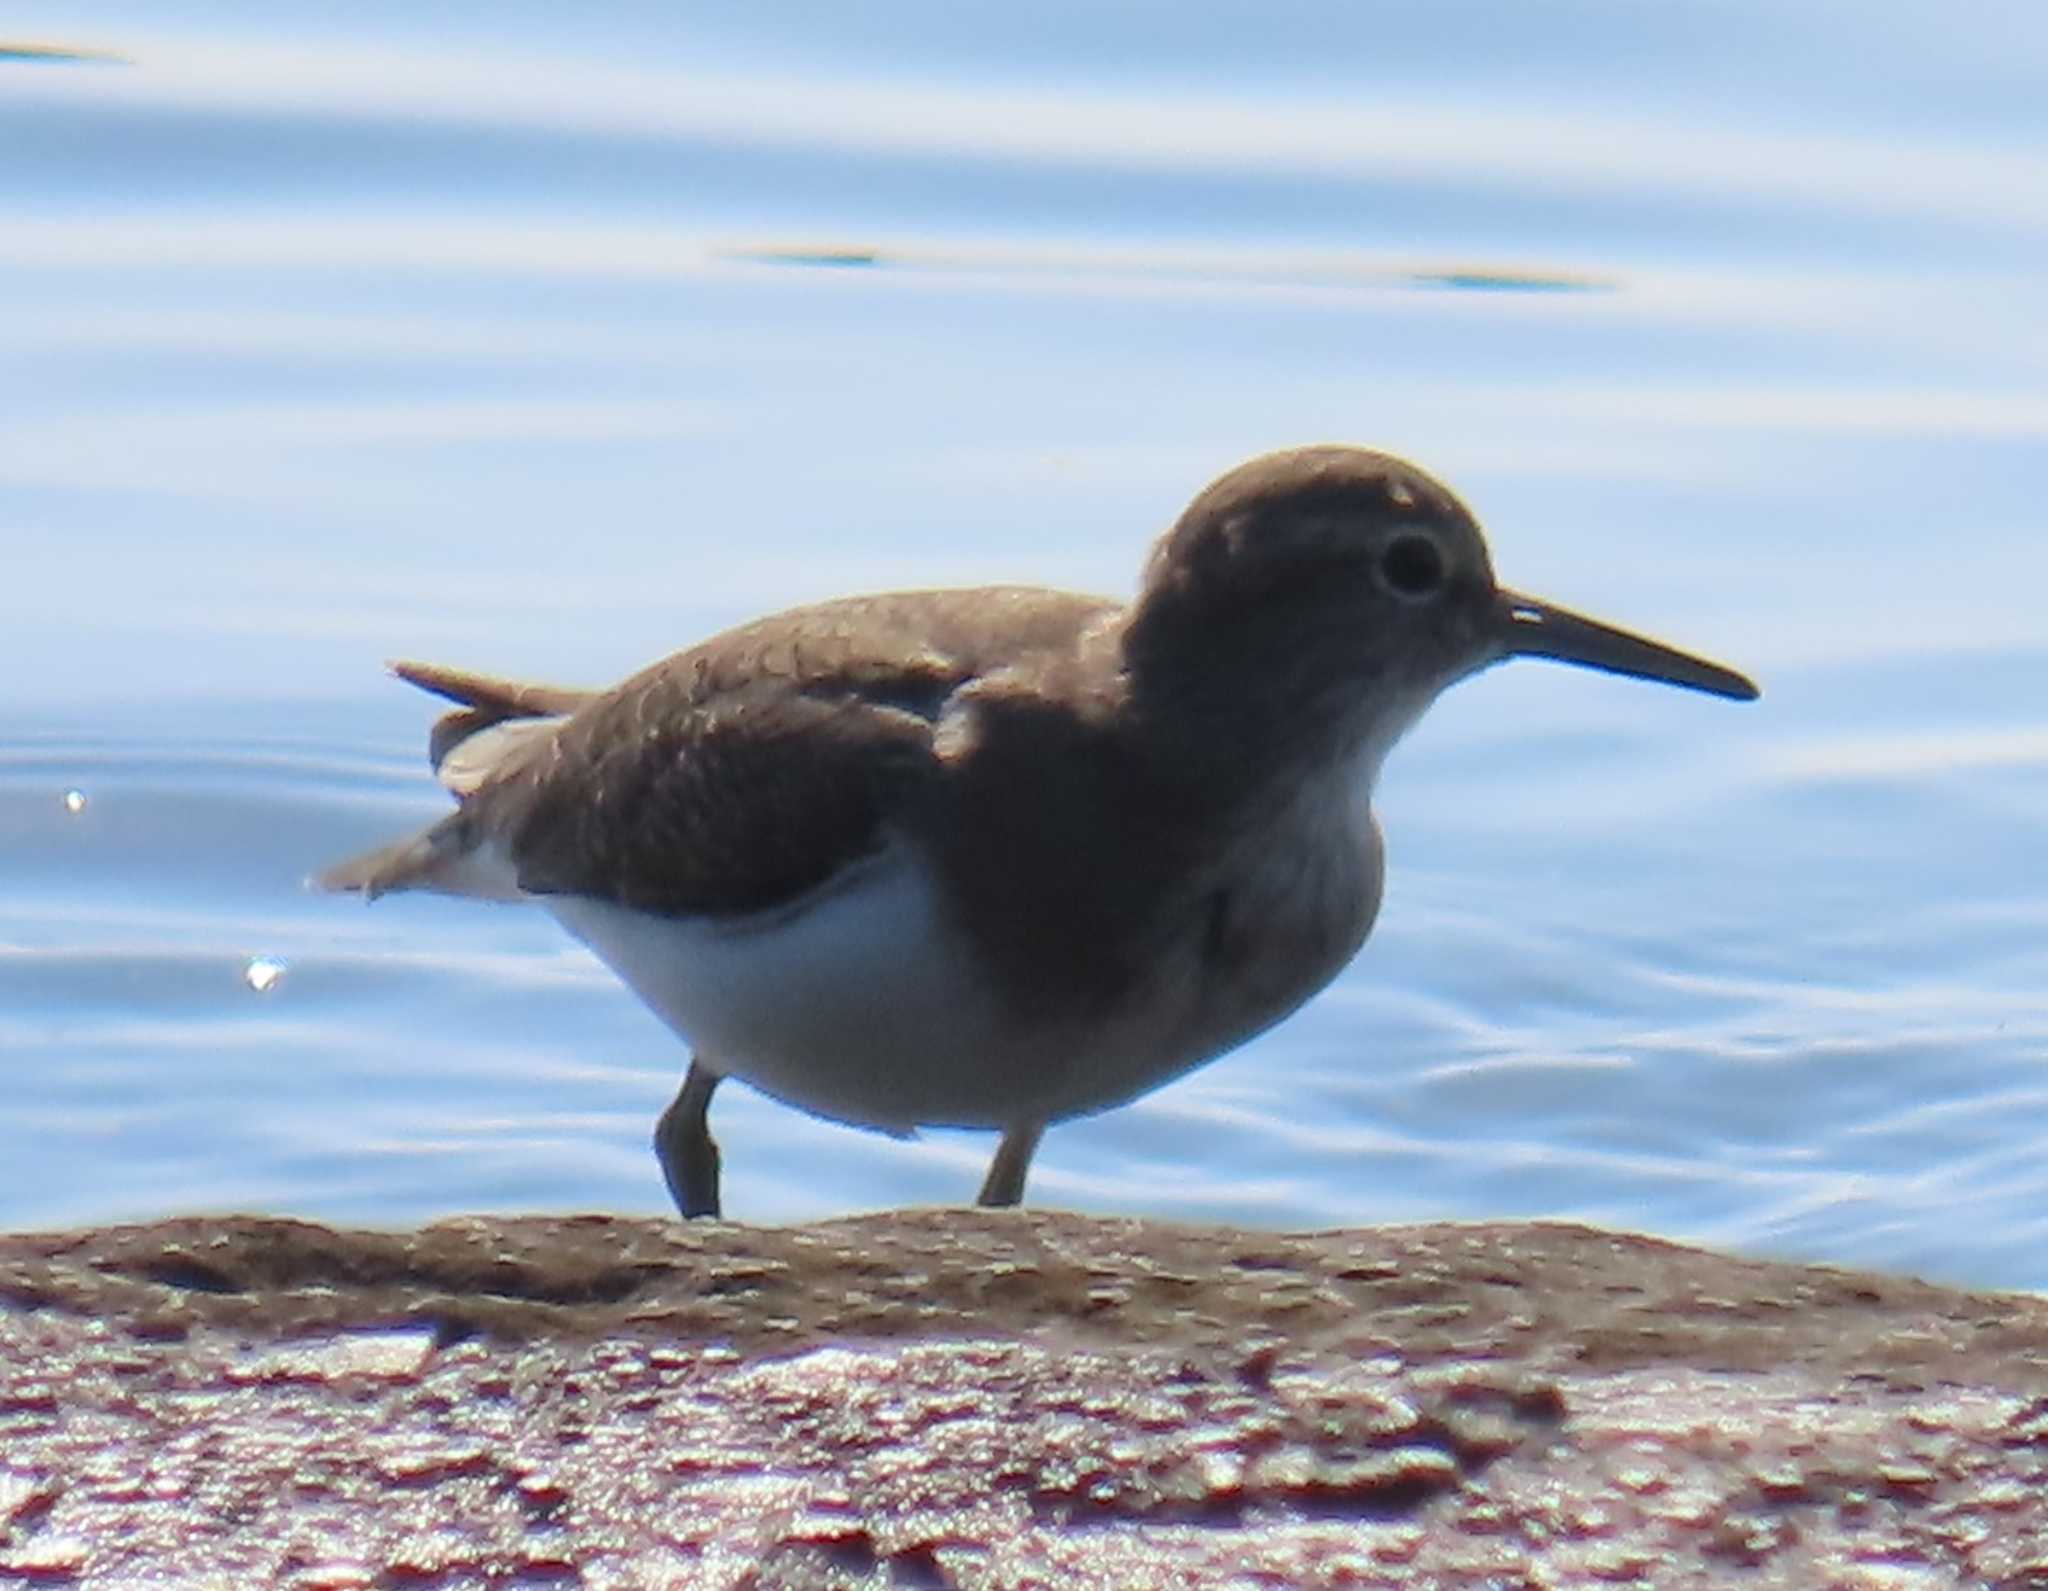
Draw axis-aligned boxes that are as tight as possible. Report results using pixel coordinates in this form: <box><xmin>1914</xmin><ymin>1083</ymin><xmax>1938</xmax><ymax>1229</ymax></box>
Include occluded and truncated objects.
<box><xmin>314</xmin><ymin>812</ymin><xmax>488</xmax><ymax>900</ymax></box>
<box><xmin>387</xmin><ymin>659</ymin><xmax>592</xmax><ymax>791</ymax></box>
<box><xmin>315</xmin><ymin>659</ymin><xmax>589</xmax><ymax>902</ymax></box>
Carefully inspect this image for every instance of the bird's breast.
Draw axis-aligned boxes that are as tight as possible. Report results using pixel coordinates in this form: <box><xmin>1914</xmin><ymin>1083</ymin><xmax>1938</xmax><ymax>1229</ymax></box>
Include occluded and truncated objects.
<box><xmin>1182</xmin><ymin>764</ymin><xmax>1387</xmax><ymax>1048</ymax></box>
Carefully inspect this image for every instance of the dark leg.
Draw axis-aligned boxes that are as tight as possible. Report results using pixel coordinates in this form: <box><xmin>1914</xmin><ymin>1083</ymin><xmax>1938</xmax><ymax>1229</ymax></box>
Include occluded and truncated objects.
<box><xmin>655</xmin><ymin>1059</ymin><xmax>723</xmax><ymax>1219</ymax></box>
<box><xmin>976</xmin><ymin>1120</ymin><xmax>1044</xmax><ymax>1208</ymax></box>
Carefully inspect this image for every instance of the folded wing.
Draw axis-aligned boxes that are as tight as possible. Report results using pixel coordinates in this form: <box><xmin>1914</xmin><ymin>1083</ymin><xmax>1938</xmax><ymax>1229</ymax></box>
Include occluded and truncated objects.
<box><xmin>318</xmin><ymin>588</ymin><xmax>1117</xmax><ymax>918</ymax></box>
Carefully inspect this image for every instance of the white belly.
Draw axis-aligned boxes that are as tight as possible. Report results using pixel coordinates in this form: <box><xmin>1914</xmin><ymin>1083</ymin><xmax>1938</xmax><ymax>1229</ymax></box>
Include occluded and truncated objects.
<box><xmin>530</xmin><ymin>754</ymin><xmax>1385</xmax><ymax>1136</ymax></box>
<box><xmin>545</xmin><ymin>849</ymin><xmax>1217</xmax><ymax>1132</ymax></box>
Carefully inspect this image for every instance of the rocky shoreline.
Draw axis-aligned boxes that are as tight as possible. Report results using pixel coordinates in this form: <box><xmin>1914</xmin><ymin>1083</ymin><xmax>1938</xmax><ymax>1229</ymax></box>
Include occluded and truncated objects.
<box><xmin>2</xmin><ymin>1211</ymin><xmax>2045</xmax><ymax>1585</ymax></box>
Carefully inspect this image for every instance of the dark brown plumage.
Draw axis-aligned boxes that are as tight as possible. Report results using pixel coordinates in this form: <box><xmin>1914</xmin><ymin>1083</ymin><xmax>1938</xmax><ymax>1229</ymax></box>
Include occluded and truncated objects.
<box><xmin>321</xmin><ymin>445</ymin><xmax>1758</xmax><ymax>1218</ymax></box>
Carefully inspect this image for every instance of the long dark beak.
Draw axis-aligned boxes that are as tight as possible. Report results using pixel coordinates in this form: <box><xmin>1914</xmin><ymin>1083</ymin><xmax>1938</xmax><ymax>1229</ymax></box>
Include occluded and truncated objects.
<box><xmin>1497</xmin><ymin>589</ymin><xmax>1759</xmax><ymax>701</ymax></box>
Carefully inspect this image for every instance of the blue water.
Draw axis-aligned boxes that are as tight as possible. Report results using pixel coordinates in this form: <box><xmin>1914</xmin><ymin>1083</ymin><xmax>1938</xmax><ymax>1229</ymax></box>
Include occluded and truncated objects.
<box><xmin>6</xmin><ymin>4</ymin><xmax>2046</xmax><ymax>1289</ymax></box>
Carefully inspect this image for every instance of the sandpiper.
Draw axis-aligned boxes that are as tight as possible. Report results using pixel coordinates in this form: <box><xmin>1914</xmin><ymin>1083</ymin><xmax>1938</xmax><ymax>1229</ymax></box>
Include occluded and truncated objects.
<box><xmin>321</xmin><ymin>445</ymin><xmax>1757</xmax><ymax>1218</ymax></box>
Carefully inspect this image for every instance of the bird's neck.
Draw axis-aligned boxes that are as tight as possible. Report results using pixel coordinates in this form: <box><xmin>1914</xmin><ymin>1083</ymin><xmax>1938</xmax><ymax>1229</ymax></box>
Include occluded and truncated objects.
<box><xmin>1113</xmin><ymin>598</ymin><xmax>1412</xmax><ymax>819</ymax></box>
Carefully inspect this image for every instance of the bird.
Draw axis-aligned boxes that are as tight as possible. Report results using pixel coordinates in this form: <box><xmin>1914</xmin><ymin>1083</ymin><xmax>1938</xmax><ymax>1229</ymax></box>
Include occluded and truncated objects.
<box><xmin>319</xmin><ymin>445</ymin><xmax>1758</xmax><ymax>1219</ymax></box>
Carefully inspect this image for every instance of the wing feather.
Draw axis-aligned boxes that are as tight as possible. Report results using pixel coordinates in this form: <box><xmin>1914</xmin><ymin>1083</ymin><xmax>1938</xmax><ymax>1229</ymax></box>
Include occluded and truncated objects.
<box><xmin>324</xmin><ymin>588</ymin><xmax>1118</xmax><ymax>918</ymax></box>
<box><xmin>470</xmin><ymin>588</ymin><xmax>1118</xmax><ymax>918</ymax></box>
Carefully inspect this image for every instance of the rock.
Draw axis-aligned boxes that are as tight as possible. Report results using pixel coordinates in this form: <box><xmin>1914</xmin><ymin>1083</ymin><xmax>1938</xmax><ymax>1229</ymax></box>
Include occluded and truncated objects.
<box><xmin>1</xmin><ymin>1212</ymin><xmax>2044</xmax><ymax>1584</ymax></box>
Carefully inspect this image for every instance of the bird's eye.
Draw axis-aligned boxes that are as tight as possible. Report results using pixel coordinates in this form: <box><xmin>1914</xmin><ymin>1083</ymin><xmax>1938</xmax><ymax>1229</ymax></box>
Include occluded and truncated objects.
<box><xmin>1377</xmin><ymin>531</ymin><xmax>1447</xmax><ymax>601</ymax></box>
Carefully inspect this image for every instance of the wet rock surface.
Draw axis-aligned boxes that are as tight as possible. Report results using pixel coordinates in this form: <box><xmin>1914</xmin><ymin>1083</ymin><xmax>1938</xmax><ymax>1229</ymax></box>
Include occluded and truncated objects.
<box><xmin>1</xmin><ymin>1211</ymin><xmax>2045</xmax><ymax>1585</ymax></box>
